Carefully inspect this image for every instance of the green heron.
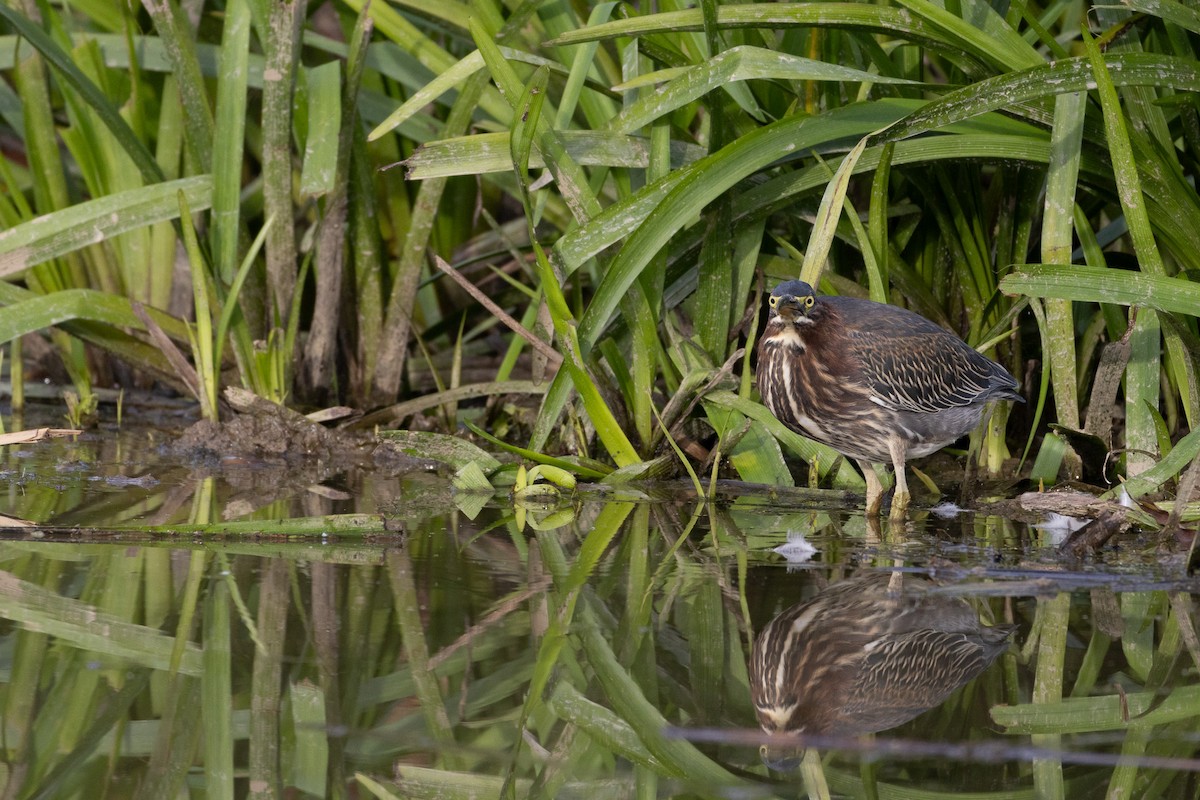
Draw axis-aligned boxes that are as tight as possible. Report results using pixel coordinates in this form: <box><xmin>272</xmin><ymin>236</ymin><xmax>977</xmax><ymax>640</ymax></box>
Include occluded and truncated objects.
<box><xmin>749</xmin><ymin>574</ymin><xmax>1014</xmax><ymax>764</ymax></box>
<box><xmin>756</xmin><ymin>280</ymin><xmax>1022</xmax><ymax>516</ymax></box>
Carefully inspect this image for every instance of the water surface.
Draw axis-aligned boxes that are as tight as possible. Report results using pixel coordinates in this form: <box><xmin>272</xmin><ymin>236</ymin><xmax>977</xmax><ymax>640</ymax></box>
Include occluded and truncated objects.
<box><xmin>0</xmin><ymin>425</ymin><xmax>1196</xmax><ymax>798</ymax></box>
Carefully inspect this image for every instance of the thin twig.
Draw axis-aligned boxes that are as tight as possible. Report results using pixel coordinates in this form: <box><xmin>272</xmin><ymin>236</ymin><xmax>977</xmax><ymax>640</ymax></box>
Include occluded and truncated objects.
<box><xmin>669</xmin><ymin>347</ymin><xmax>746</xmax><ymax>441</ymax></box>
<box><xmin>355</xmin><ymin>379</ymin><xmax>547</xmax><ymax>428</ymax></box>
<box><xmin>428</xmin><ymin>577</ymin><xmax>552</xmax><ymax>670</ymax></box>
<box><xmin>434</xmin><ymin>255</ymin><xmax>563</xmax><ymax>369</ymax></box>
<box><xmin>131</xmin><ymin>301</ymin><xmax>202</xmax><ymax>402</ymax></box>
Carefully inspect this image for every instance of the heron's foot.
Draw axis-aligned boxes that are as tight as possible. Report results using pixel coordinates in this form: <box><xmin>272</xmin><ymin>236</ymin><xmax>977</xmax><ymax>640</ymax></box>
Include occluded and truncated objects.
<box><xmin>888</xmin><ymin>488</ymin><xmax>911</xmax><ymax>520</ymax></box>
<box><xmin>888</xmin><ymin>451</ymin><xmax>911</xmax><ymax>520</ymax></box>
<box><xmin>858</xmin><ymin>460</ymin><xmax>886</xmax><ymax>516</ymax></box>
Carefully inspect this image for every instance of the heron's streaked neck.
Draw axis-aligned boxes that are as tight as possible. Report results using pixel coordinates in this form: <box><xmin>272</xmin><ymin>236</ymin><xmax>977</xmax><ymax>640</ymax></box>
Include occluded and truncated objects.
<box><xmin>766</xmin><ymin>317</ymin><xmax>811</xmax><ymax>351</ymax></box>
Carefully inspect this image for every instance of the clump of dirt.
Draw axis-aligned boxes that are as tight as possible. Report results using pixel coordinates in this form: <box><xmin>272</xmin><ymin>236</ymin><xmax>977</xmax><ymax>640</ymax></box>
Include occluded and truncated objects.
<box><xmin>173</xmin><ymin>408</ymin><xmax>348</xmax><ymax>465</ymax></box>
<box><xmin>168</xmin><ymin>388</ymin><xmax>435</xmax><ymax>476</ymax></box>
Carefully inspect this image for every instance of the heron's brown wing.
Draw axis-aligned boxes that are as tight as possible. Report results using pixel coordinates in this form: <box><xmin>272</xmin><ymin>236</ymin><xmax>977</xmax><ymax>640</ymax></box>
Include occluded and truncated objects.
<box><xmin>847</xmin><ymin>328</ymin><xmax>1008</xmax><ymax>413</ymax></box>
<box><xmin>839</xmin><ymin>629</ymin><xmax>1004</xmax><ymax>733</ymax></box>
<box><xmin>826</xmin><ymin>297</ymin><xmax>1018</xmax><ymax>413</ymax></box>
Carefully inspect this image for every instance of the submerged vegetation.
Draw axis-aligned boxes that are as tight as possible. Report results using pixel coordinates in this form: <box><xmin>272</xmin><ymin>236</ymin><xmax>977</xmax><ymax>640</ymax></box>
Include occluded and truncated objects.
<box><xmin>1</xmin><ymin>0</ymin><xmax>1199</xmax><ymax>500</ymax></box>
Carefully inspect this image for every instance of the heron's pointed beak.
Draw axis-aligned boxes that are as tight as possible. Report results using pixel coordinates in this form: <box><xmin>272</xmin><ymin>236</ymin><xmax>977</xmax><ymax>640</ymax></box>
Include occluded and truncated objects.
<box><xmin>774</xmin><ymin>295</ymin><xmax>807</xmax><ymax>323</ymax></box>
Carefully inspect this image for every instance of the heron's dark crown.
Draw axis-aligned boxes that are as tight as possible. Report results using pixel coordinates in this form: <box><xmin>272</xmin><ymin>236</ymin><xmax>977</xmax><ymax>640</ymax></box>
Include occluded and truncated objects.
<box><xmin>770</xmin><ymin>280</ymin><xmax>816</xmax><ymax>300</ymax></box>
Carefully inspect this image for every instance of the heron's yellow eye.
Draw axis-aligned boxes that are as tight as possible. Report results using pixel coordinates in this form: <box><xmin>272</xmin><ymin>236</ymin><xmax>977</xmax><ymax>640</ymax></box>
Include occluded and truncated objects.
<box><xmin>804</xmin><ymin>295</ymin><xmax>815</xmax><ymax>309</ymax></box>
<box><xmin>769</xmin><ymin>296</ymin><xmax>779</xmax><ymax>308</ymax></box>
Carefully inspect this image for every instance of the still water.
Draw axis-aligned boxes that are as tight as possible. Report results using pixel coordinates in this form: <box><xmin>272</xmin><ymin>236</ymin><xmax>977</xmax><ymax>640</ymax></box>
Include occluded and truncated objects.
<box><xmin>0</xmin><ymin>428</ymin><xmax>1197</xmax><ymax>798</ymax></box>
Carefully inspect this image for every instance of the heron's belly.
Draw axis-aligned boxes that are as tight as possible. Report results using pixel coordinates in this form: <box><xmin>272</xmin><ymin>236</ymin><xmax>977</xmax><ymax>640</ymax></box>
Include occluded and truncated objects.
<box><xmin>811</xmin><ymin>408</ymin><xmax>981</xmax><ymax>463</ymax></box>
<box><xmin>759</xmin><ymin>376</ymin><xmax>893</xmax><ymax>462</ymax></box>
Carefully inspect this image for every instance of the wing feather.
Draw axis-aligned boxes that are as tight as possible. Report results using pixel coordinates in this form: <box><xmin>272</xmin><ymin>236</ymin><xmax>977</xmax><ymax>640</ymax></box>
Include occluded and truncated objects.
<box><xmin>826</xmin><ymin>297</ymin><xmax>1019</xmax><ymax>414</ymax></box>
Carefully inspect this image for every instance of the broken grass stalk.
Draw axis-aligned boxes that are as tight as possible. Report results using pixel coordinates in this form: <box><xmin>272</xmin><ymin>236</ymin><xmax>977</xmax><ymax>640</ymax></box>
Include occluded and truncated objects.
<box><xmin>434</xmin><ymin>255</ymin><xmax>562</xmax><ymax>370</ymax></box>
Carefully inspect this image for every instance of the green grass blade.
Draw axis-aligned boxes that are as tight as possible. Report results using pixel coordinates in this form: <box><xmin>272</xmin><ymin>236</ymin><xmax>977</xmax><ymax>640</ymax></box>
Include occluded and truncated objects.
<box><xmin>28</xmin><ymin>676</ymin><xmax>148</xmax><ymax>800</ymax></box>
<box><xmin>214</xmin><ymin>215</ymin><xmax>273</xmax><ymax>384</ymax></box>
<box><xmin>0</xmin><ymin>176</ymin><xmax>212</xmax><ymax>277</ymax></box>
<box><xmin>0</xmin><ymin>4</ymin><xmax>163</xmax><ymax>182</ymax></box>
<box><xmin>210</xmin><ymin>0</ymin><xmax>252</xmax><ymax>284</ymax></box>
<box><xmin>536</xmin><ymin>250</ymin><xmax>642</xmax><ymax>467</ymax></box>
<box><xmin>177</xmin><ymin>190</ymin><xmax>218</xmax><ymax>420</ymax></box>
<box><xmin>800</xmin><ymin>136</ymin><xmax>868</xmax><ymax>286</ymax></box>
<box><xmin>402</xmin><ymin>130</ymin><xmax>704</xmax><ymax>179</ymax></box>
<box><xmin>528</xmin><ymin>107</ymin><xmax>910</xmax><ymax>454</ymax></box>
<box><xmin>1083</xmin><ymin>37</ymin><xmax>1165</xmax><ymax>278</ymax></box>
<box><xmin>554</xmin><ymin>2</ymin><xmax>621</xmax><ymax>130</ymax></box>
<box><xmin>0</xmin><ymin>287</ymin><xmax>188</xmax><ymax>345</ymax></box>
<box><xmin>289</xmin><ymin>680</ymin><xmax>330</xmax><ymax>795</ymax></box>
<box><xmin>141</xmin><ymin>1</ymin><xmax>213</xmax><ymax>170</ymax></box>
<box><xmin>893</xmin><ymin>0</ymin><xmax>1042</xmax><ymax>71</ymax></box>
<box><xmin>299</xmin><ymin>61</ymin><xmax>342</xmax><ymax>196</ymax></box>
<box><xmin>884</xmin><ymin>55</ymin><xmax>1200</xmax><ymax>142</ymax></box>
<box><xmin>1040</xmin><ymin>90</ymin><xmax>1086</xmax><ymax>431</ymax></box>
<box><xmin>136</xmin><ymin>678</ymin><xmax>203</xmax><ymax>800</ymax></box>
<box><xmin>499</xmin><ymin>55</ymin><xmax>640</xmax><ymax>466</ymax></box>
<box><xmin>546</xmin><ymin>4</ymin><xmax>947</xmax><ymax>48</ymax></box>
<box><xmin>1000</xmin><ymin>265</ymin><xmax>1200</xmax><ymax>316</ymax></box>
<box><xmin>1030</xmin><ymin>592</ymin><xmax>1070</xmax><ymax>800</ymax></box>
<box><xmin>372</xmin><ymin>73</ymin><xmax>487</xmax><ymax>402</ymax></box>
<box><xmin>0</xmin><ymin>570</ymin><xmax>203</xmax><ymax>674</ymax></box>
<box><xmin>548</xmin><ymin>683</ymin><xmax>662</xmax><ymax>769</ymax></box>
<box><xmin>1127</xmin><ymin>311</ymin><xmax>1163</xmax><ymax>476</ymax></box>
<box><xmin>577</xmin><ymin>600</ymin><xmax>747</xmax><ymax>787</ymax></box>
<box><xmin>343</xmin><ymin>0</ymin><xmax>511</xmax><ymax>125</ymax></box>
<box><xmin>1125</xmin><ymin>0</ymin><xmax>1200</xmax><ymax>34</ymax></box>
<box><xmin>369</xmin><ymin>50</ymin><xmax>484</xmax><ymax>140</ymax></box>
<box><xmin>203</xmin><ymin>566</ymin><xmax>234</xmax><ymax>800</ymax></box>
<box><xmin>387</xmin><ymin>550</ymin><xmax>458</xmax><ymax>767</ymax></box>
<box><xmin>1083</xmin><ymin>27</ymin><xmax>1168</xmax><ymax>478</ymax></box>
<box><xmin>461</xmin><ymin>420</ymin><xmax>611</xmax><ymax>479</ymax></box>
<box><xmin>611</xmin><ymin>46</ymin><xmax>917</xmax><ymax>135</ymax></box>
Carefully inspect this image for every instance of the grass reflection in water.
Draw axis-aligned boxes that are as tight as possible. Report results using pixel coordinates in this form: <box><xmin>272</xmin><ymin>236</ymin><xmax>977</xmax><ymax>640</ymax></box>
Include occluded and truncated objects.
<box><xmin>0</xmin><ymin>495</ymin><xmax>1197</xmax><ymax>799</ymax></box>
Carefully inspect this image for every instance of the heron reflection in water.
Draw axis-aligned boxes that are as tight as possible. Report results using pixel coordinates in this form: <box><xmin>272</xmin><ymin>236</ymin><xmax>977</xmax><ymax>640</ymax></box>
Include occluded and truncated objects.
<box><xmin>749</xmin><ymin>573</ymin><xmax>1015</xmax><ymax>769</ymax></box>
